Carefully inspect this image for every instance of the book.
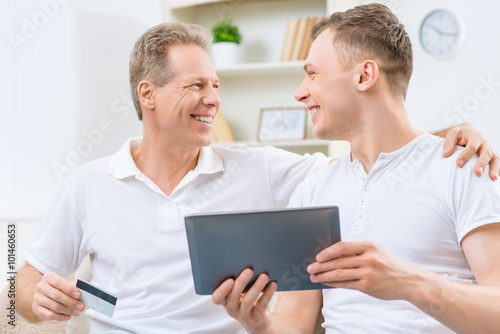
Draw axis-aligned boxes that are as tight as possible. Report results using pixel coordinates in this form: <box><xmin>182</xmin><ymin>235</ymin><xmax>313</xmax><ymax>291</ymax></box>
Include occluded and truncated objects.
<box><xmin>211</xmin><ymin>110</ymin><xmax>235</xmax><ymax>143</ymax></box>
<box><xmin>281</xmin><ymin>17</ymin><xmax>325</xmax><ymax>62</ymax></box>
<box><xmin>299</xmin><ymin>18</ymin><xmax>317</xmax><ymax>60</ymax></box>
<box><xmin>281</xmin><ymin>18</ymin><xmax>298</xmax><ymax>62</ymax></box>
<box><xmin>291</xmin><ymin>18</ymin><xmax>308</xmax><ymax>61</ymax></box>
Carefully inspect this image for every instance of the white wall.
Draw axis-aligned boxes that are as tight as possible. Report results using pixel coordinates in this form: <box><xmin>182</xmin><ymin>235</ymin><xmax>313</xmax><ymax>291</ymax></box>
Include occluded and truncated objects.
<box><xmin>1</xmin><ymin>0</ymin><xmax>161</xmax><ymax>218</ymax></box>
<box><xmin>0</xmin><ymin>0</ymin><xmax>161</xmax><ymax>290</ymax></box>
<box><xmin>365</xmin><ymin>0</ymin><xmax>500</xmax><ymax>151</ymax></box>
<box><xmin>2</xmin><ymin>0</ymin><xmax>75</xmax><ymax>218</ymax></box>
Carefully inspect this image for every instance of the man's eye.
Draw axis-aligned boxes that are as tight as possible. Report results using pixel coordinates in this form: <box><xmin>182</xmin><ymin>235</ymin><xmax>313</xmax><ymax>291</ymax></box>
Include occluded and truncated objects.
<box><xmin>213</xmin><ymin>84</ymin><xmax>219</xmax><ymax>90</ymax></box>
<box><xmin>193</xmin><ymin>83</ymin><xmax>202</xmax><ymax>88</ymax></box>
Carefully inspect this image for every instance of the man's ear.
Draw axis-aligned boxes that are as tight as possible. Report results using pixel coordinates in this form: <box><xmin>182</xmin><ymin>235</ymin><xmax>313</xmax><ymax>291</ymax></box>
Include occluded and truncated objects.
<box><xmin>138</xmin><ymin>80</ymin><xmax>155</xmax><ymax>111</ymax></box>
<box><xmin>353</xmin><ymin>60</ymin><xmax>378</xmax><ymax>92</ymax></box>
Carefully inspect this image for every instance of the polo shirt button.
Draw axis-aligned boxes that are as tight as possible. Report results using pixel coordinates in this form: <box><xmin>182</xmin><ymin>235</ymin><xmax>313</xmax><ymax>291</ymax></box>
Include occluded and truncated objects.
<box><xmin>360</xmin><ymin>200</ymin><xmax>365</xmax><ymax>205</ymax></box>
<box><xmin>358</xmin><ymin>213</ymin><xmax>363</xmax><ymax>220</ymax></box>
<box><xmin>363</xmin><ymin>188</ymin><xmax>369</xmax><ymax>193</ymax></box>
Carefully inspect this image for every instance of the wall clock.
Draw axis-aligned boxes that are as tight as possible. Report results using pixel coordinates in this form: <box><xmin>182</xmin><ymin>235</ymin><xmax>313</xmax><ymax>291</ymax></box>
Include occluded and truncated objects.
<box><xmin>419</xmin><ymin>9</ymin><xmax>466</xmax><ymax>58</ymax></box>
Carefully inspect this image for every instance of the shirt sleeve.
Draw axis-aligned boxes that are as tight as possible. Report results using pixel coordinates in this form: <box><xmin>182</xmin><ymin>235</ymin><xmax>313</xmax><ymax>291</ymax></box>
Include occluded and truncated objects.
<box><xmin>448</xmin><ymin>163</ymin><xmax>500</xmax><ymax>243</ymax></box>
<box><xmin>264</xmin><ymin>146</ymin><xmax>328</xmax><ymax>208</ymax></box>
<box><xmin>287</xmin><ymin>178</ymin><xmax>312</xmax><ymax>209</ymax></box>
<box><xmin>26</xmin><ymin>182</ymin><xmax>86</xmax><ymax>278</ymax></box>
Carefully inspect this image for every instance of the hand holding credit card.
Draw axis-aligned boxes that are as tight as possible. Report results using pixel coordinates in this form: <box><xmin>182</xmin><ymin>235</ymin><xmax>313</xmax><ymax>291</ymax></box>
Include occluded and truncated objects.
<box><xmin>76</xmin><ymin>279</ymin><xmax>117</xmax><ymax>318</ymax></box>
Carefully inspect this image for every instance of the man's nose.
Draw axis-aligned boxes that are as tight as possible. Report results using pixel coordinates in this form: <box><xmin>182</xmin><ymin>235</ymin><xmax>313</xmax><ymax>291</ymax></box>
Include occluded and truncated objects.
<box><xmin>203</xmin><ymin>86</ymin><xmax>221</xmax><ymax>108</ymax></box>
<box><xmin>294</xmin><ymin>80</ymin><xmax>310</xmax><ymax>103</ymax></box>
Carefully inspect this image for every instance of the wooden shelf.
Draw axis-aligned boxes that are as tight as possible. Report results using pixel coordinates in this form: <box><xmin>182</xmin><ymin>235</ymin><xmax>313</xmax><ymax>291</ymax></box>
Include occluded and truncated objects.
<box><xmin>168</xmin><ymin>0</ymin><xmax>224</xmax><ymax>10</ymax></box>
<box><xmin>168</xmin><ymin>0</ymin><xmax>295</xmax><ymax>10</ymax></box>
<box><xmin>215</xmin><ymin>61</ymin><xmax>304</xmax><ymax>77</ymax></box>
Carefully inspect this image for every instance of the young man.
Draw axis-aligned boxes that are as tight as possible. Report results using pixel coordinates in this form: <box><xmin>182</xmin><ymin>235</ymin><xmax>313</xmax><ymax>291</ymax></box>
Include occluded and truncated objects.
<box><xmin>212</xmin><ymin>4</ymin><xmax>500</xmax><ymax>333</ymax></box>
<box><xmin>18</xmin><ymin>20</ymin><xmax>497</xmax><ymax>333</ymax></box>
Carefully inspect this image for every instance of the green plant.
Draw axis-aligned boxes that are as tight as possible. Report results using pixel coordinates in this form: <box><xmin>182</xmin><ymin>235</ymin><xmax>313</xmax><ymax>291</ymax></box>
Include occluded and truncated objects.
<box><xmin>211</xmin><ymin>19</ymin><xmax>242</xmax><ymax>44</ymax></box>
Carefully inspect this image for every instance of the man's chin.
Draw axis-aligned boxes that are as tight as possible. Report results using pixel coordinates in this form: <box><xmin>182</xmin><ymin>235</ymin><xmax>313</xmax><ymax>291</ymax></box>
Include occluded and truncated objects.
<box><xmin>313</xmin><ymin>128</ymin><xmax>328</xmax><ymax>141</ymax></box>
<box><xmin>313</xmin><ymin>128</ymin><xmax>340</xmax><ymax>142</ymax></box>
<box><xmin>200</xmin><ymin>136</ymin><xmax>212</xmax><ymax>147</ymax></box>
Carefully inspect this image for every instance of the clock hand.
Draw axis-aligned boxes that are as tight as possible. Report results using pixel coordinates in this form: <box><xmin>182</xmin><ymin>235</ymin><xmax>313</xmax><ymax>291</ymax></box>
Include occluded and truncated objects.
<box><xmin>427</xmin><ymin>24</ymin><xmax>458</xmax><ymax>37</ymax></box>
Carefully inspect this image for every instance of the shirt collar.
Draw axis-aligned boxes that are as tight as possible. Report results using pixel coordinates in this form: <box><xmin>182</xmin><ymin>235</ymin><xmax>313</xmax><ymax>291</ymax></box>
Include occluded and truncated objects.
<box><xmin>193</xmin><ymin>145</ymin><xmax>225</xmax><ymax>175</ymax></box>
<box><xmin>107</xmin><ymin>138</ymin><xmax>225</xmax><ymax>180</ymax></box>
<box><xmin>107</xmin><ymin>137</ymin><xmax>142</xmax><ymax>179</ymax></box>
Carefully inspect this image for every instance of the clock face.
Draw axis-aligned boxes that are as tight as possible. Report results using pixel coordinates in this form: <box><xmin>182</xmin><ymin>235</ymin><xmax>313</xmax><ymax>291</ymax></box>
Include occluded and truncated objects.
<box><xmin>419</xmin><ymin>9</ymin><xmax>465</xmax><ymax>57</ymax></box>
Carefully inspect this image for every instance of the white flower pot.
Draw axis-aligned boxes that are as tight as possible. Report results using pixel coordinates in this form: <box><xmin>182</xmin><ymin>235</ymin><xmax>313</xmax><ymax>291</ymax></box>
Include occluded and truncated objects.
<box><xmin>211</xmin><ymin>42</ymin><xmax>239</xmax><ymax>67</ymax></box>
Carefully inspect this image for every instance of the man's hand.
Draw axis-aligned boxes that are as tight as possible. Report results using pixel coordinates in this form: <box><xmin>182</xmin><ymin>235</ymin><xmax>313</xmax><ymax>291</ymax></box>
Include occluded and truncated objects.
<box><xmin>441</xmin><ymin>123</ymin><xmax>499</xmax><ymax>180</ymax></box>
<box><xmin>212</xmin><ymin>268</ymin><xmax>277</xmax><ymax>334</ymax></box>
<box><xmin>32</xmin><ymin>272</ymin><xmax>85</xmax><ymax>321</ymax></box>
<box><xmin>307</xmin><ymin>241</ymin><xmax>426</xmax><ymax>301</ymax></box>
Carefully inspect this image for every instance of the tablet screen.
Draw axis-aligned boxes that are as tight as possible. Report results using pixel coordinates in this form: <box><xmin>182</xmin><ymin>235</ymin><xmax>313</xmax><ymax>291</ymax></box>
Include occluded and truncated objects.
<box><xmin>185</xmin><ymin>206</ymin><xmax>340</xmax><ymax>295</ymax></box>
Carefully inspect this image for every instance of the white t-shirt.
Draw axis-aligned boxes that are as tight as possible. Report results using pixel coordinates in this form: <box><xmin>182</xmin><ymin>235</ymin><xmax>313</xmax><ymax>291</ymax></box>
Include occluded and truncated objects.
<box><xmin>27</xmin><ymin>137</ymin><xmax>329</xmax><ymax>334</ymax></box>
<box><xmin>289</xmin><ymin>133</ymin><xmax>500</xmax><ymax>333</ymax></box>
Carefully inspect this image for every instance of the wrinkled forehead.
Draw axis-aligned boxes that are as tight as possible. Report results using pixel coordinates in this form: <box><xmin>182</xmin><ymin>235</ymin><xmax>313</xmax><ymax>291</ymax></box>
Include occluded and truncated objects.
<box><xmin>169</xmin><ymin>44</ymin><xmax>218</xmax><ymax>81</ymax></box>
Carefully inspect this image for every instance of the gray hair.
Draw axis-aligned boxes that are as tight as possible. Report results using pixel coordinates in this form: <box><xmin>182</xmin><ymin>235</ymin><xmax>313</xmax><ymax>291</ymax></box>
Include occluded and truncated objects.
<box><xmin>129</xmin><ymin>22</ymin><xmax>212</xmax><ymax>120</ymax></box>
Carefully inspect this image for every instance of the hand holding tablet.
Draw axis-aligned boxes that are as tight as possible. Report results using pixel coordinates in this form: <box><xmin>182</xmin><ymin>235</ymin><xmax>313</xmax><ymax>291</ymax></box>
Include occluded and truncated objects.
<box><xmin>184</xmin><ymin>206</ymin><xmax>341</xmax><ymax>295</ymax></box>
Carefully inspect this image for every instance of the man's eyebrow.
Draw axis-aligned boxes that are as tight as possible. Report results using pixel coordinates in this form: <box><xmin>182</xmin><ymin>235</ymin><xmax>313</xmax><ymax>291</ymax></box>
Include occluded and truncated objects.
<box><xmin>184</xmin><ymin>74</ymin><xmax>219</xmax><ymax>83</ymax></box>
<box><xmin>184</xmin><ymin>74</ymin><xmax>202</xmax><ymax>81</ymax></box>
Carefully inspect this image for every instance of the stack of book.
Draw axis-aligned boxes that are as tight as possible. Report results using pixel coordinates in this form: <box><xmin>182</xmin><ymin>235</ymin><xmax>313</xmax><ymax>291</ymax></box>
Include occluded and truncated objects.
<box><xmin>281</xmin><ymin>17</ymin><xmax>324</xmax><ymax>62</ymax></box>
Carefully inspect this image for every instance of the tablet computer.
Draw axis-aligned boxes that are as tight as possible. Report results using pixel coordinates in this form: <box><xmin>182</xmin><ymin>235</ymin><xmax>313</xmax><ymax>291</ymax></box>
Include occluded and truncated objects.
<box><xmin>185</xmin><ymin>206</ymin><xmax>340</xmax><ymax>295</ymax></box>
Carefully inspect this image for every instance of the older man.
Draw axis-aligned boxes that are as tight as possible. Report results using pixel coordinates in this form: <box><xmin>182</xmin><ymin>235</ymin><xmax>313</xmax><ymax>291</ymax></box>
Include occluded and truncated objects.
<box><xmin>213</xmin><ymin>4</ymin><xmax>500</xmax><ymax>333</ymax></box>
<box><xmin>18</xmin><ymin>21</ymin><xmax>498</xmax><ymax>333</ymax></box>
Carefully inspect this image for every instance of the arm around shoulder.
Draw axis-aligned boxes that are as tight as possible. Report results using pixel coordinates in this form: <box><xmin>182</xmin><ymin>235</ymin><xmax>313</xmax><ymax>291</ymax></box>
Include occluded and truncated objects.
<box><xmin>436</xmin><ymin>123</ymin><xmax>500</xmax><ymax>180</ymax></box>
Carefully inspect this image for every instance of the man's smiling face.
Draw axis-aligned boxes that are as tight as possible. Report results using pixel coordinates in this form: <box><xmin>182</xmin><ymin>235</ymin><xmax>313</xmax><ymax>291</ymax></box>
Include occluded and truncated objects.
<box><xmin>294</xmin><ymin>29</ymin><xmax>360</xmax><ymax>141</ymax></box>
<box><xmin>153</xmin><ymin>44</ymin><xmax>221</xmax><ymax>149</ymax></box>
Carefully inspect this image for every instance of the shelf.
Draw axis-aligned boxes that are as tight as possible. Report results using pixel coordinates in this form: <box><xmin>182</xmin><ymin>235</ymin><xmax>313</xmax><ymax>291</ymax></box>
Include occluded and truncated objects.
<box><xmin>168</xmin><ymin>0</ymin><xmax>225</xmax><ymax>10</ymax></box>
<box><xmin>215</xmin><ymin>61</ymin><xmax>304</xmax><ymax>77</ymax></box>
<box><xmin>168</xmin><ymin>0</ymin><xmax>295</xmax><ymax>10</ymax></box>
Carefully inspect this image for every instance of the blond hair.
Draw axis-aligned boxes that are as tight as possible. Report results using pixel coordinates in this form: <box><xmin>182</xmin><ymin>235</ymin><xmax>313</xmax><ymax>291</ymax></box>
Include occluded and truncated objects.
<box><xmin>129</xmin><ymin>22</ymin><xmax>211</xmax><ymax>120</ymax></box>
<box><xmin>311</xmin><ymin>4</ymin><xmax>413</xmax><ymax>98</ymax></box>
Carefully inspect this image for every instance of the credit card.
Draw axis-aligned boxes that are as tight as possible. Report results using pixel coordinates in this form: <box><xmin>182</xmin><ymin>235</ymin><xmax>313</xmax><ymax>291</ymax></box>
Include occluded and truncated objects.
<box><xmin>76</xmin><ymin>279</ymin><xmax>117</xmax><ymax>318</ymax></box>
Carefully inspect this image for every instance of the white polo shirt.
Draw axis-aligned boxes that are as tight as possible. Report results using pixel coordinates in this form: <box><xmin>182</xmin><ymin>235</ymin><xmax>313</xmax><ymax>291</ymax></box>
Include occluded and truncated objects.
<box><xmin>289</xmin><ymin>133</ymin><xmax>500</xmax><ymax>333</ymax></box>
<box><xmin>27</xmin><ymin>137</ymin><xmax>329</xmax><ymax>334</ymax></box>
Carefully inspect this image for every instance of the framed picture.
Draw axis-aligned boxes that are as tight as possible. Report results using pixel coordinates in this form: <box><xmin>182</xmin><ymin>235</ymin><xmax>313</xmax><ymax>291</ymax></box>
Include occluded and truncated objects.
<box><xmin>258</xmin><ymin>107</ymin><xmax>307</xmax><ymax>141</ymax></box>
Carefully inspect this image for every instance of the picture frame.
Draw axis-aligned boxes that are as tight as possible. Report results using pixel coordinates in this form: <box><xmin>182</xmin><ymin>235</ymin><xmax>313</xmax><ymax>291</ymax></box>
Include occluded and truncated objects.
<box><xmin>257</xmin><ymin>107</ymin><xmax>307</xmax><ymax>141</ymax></box>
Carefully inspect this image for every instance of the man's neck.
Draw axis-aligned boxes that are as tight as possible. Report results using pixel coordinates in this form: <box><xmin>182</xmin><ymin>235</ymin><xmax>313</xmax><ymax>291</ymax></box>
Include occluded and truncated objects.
<box><xmin>348</xmin><ymin>99</ymin><xmax>421</xmax><ymax>174</ymax></box>
<box><xmin>131</xmin><ymin>134</ymin><xmax>200</xmax><ymax>196</ymax></box>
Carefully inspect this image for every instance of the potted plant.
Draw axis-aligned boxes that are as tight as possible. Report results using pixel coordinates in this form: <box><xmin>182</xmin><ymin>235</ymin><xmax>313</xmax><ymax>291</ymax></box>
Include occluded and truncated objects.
<box><xmin>210</xmin><ymin>19</ymin><xmax>242</xmax><ymax>66</ymax></box>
